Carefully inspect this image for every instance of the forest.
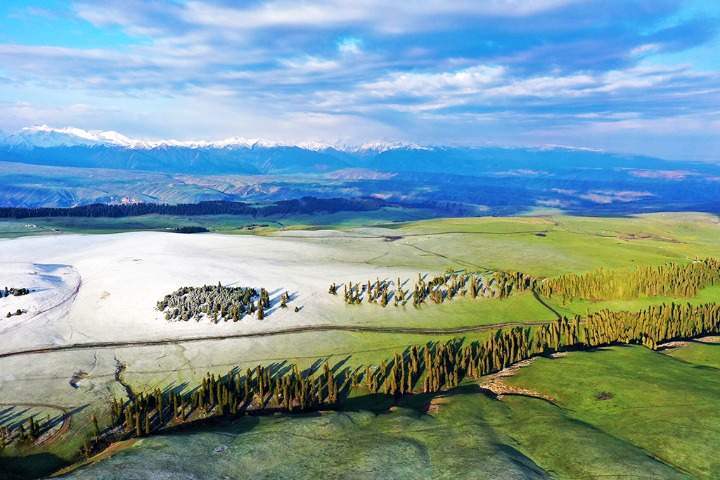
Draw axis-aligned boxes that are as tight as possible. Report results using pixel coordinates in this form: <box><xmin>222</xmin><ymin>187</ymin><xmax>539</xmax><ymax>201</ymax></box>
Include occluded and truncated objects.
<box><xmin>0</xmin><ymin>196</ymin><xmax>423</xmax><ymax>219</ymax></box>
<box><xmin>537</xmin><ymin>258</ymin><xmax>720</xmax><ymax>302</ymax></box>
<box><xmin>173</xmin><ymin>226</ymin><xmax>209</xmax><ymax>234</ymax></box>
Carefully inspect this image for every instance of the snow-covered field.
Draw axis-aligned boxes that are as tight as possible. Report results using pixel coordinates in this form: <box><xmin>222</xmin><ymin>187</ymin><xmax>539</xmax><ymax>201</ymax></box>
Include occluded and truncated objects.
<box><xmin>0</xmin><ymin>231</ymin><xmax>427</xmax><ymax>353</ymax></box>
<box><xmin>0</xmin><ymin>229</ymin><xmax>464</xmax><ymax>418</ymax></box>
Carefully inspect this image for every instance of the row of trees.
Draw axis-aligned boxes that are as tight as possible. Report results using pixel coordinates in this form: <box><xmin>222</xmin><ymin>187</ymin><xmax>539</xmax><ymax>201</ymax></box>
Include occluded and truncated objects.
<box><xmin>157</xmin><ymin>283</ymin><xmax>277</xmax><ymax>323</ymax></box>
<box><xmin>537</xmin><ymin>258</ymin><xmax>720</xmax><ymax>302</ymax></box>
<box><xmin>104</xmin><ymin>299</ymin><xmax>720</xmax><ymax>444</ymax></box>
<box><xmin>333</xmin><ymin>270</ymin><xmax>534</xmax><ymax>307</ymax></box>
<box><xmin>107</xmin><ymin>361</ymin><xmax>341</xmax><ymax>439</ymax></box>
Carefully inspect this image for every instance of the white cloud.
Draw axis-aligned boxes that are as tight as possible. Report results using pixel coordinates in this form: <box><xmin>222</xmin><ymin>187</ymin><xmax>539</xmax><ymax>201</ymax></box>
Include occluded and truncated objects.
<box><xmin>363</xmin><ymin>65</ymin><xmax>506</xmax><ymax>98</ymax></box>
<box><xmin>337</xmin><ymin>37</ymin><xmax>362</xmax><ymax>56</ymax></box>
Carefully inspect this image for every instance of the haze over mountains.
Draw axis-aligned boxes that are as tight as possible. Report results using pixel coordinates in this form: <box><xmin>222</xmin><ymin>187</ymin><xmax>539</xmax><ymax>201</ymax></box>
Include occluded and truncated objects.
<box><xmin>1</xmin><ymin>125</ymin><xmax>719</xmax><ymax>215</ymax></box>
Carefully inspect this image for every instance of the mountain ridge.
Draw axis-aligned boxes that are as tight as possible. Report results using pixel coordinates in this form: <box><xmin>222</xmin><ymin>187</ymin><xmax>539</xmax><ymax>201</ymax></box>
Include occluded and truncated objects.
<box><xmin>1</xmin><ymin>125</ymin><xmax>719</xmax><ymax>214</ymax></box>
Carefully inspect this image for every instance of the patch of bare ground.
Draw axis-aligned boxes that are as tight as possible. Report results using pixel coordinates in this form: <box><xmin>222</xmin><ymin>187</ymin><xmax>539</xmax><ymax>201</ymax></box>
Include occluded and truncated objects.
<box><xmin>619</xmin><ymin>232</ymin><xmax>683</xmax><ymax>243</ymax></box>
<box><xmin>659</xmin><ymin>336</ymin><xmax>719</xmax><ymax>351</ymax></box>
<box><xmin>479</xmin><ymin>358</ymin><xmax>557</xmax><ymax>402</ymax></box>
<box><xmin>427</xmin><ymin>396</ymin><xmax>451</xmax><ymax>413</ymax></box>
<box><xmin>657</xmin><ymin>341</ymin><xmax>688</xmax><ymax>351</ymax></box>
<box><xmin>50</xmin><ymin>438</ymin><xmax>139</xmax><ymax>478</ymax></box>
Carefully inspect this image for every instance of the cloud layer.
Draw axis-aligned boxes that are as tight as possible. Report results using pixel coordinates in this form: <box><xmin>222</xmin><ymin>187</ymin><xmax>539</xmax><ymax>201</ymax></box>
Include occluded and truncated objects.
<box><xmin>0</xmin><ymin>0</ymin><xmax>718</xmax><ymax>159</ymax></box>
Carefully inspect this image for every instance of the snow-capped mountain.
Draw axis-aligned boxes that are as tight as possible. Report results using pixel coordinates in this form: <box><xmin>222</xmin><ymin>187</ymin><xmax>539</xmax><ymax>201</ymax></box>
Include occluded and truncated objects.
<box><xmin>0</xmin><ymin>125</ymin><xmax>144</xmax><ymax>149</ymax></box>
<box><xmin>1</xmin><ymin>125</ymin><xmax>719</xmax><ymax>213</ymax></box>
<box><xmin>0</xmin><ymin>125</ymin><xmax>418</xmax><ymax>153</ymax></box>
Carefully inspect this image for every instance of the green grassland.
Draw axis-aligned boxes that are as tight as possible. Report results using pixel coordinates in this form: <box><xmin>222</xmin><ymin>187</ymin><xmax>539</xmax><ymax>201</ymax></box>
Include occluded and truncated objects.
<box><xmin>393</xmin><ymin>213</ymin><xmax>720</xmax><ymax>277</ymax></box>
<box><xmin>323</xmin><ymin>291</ymin><xmax>556</xmax><ymax>329</ymax></box>
<box><xmin>504</xmin><ymin>344</ymin><xmax>720</xmax><ymax>479</ymax></box>
<box><xmin>663</xmin><ymin>338</ymin><xmax>720</xmax><ymax>368</ymax></box>
<box><xmin>2</xmin><ymin>211</ymin><xmax>720</xmax><ymax>478</ymax></box>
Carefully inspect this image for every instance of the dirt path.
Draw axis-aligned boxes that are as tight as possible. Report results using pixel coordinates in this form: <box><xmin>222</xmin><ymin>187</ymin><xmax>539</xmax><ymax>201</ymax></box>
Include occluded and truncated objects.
<box><xmin>0</xmin><ymin>320</ymin><xmax>559</xmax><ymax>360</ymax></box>
<box><xmin>479</xmin><ymin>357</ymin><xmax>558</xmax><ymax>402</ymax></box>
<box><xmin>0</xmin><ymin>402</ymin><xmax>71</xmax><ymax>446</ymax></box>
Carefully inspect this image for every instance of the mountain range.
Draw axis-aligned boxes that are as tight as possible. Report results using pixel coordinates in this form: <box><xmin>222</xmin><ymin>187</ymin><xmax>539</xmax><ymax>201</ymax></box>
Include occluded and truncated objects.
<box><xmin>1</xmin><ymin>125</ymin><xmax>719</xmax><ymax>215</ymax></box>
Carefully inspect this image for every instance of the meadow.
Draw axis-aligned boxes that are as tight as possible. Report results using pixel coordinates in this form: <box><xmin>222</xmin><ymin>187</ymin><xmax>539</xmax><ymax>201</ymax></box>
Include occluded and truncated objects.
<box><xmin>0</xmin><ymin>211</ymin><xmax>719</xmax><ymax>478</ymax></box>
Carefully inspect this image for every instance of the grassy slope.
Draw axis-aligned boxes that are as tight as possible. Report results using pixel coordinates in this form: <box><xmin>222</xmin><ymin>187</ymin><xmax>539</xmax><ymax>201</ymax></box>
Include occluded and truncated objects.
<box><xmin>59</xmin><ymin>400</ymin><xmax>551</xmax><ymax>480</ymax></box>
<box><xmin>504</xmin><ymin>345</ymin><xmax>720</xmax><ymax>479</ymax></box>
<box><xmin>396</xmin><ymin>213</ymin><xmax>720</xmax><ymax>277</ymax></box>
<box><xmin>663</xmin><ymin>339</ymin><xmax>720</xmax><ymax>369</ymax></box>
<box><xmin>62</xmin><ymin>344</ymin><xmax>713</xmax><ymax>480</ymax></box>
<box><xmin>323</xmin><ymin>291</ymin><xmax>556</xmax><ymax>329</ymax></box>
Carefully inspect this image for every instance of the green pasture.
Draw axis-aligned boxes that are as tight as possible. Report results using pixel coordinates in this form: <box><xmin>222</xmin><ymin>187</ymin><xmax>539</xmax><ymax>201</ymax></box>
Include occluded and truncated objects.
<box><xmin>662</xmin><ymin>338</ymin><xmax>720</xmax><ymax>369</ymax></box>
<box><xmin>395</xmin><ymin>213</ymin><xmax>720</xmax><ymax>277</ymax></box>
<box><xmin>505</xmin><ymin>344</ymin><xmax>720</xmax><ymax>479</ymax></box>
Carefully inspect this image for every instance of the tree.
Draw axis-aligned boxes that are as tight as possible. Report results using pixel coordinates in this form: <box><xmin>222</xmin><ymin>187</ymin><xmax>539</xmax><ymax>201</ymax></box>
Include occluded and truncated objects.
<box><xmin>91</xmin><ymin>414</ymin><xmax>100</xmax><ymax>439</ymax></box>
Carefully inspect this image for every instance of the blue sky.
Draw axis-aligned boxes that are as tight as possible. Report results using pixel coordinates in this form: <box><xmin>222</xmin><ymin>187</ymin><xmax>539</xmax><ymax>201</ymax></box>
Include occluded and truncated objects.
<box><xmin>0</xmin><ymin>0</ymin><xmax>719</xmax><ymax>160</ymax></box>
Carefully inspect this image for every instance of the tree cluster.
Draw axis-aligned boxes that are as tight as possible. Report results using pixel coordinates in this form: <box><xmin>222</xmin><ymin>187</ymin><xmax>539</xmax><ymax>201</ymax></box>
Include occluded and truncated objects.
<box><xmin>537</xmin><ymin>258</ymin><xmax>720</xmax><ymax>302</ymax></box>
<box><xmin>0</xmin><ymin>415</ymin><xmax>43</xmax><ymax>449</ymax></box>
<box><xmin>173</xmin><ymin>226</ymin><xmax>209</xmax><ymax>234</ymax></box>
<box><xmin>1</xmin><ymin>287</ymin><xmax>30</xmax><ymax>298</ymax></box>
<box><xmin>157</xmin><ymin>283</ymin><xmax>275</xmax><ymax>323</ymax></box>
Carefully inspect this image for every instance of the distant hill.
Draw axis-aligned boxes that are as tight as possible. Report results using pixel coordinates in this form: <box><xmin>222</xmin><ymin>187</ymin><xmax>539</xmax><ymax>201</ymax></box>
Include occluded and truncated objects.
<box><xmin>1</xmin><ymin>126</ymin><xmax>719</xmax><ymax>215</ymax></box>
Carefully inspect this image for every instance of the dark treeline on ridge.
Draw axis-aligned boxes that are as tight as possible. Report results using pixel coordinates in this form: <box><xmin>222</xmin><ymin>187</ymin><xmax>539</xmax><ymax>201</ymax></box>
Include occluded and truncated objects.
<box><xmin>0</xmin><ymin>196</ymin><xmax>426</xmax><ymax>219</ymax></box>
<box><xmin>173</xmin><ymin>226</ymin><xmax>209</xmax><ymax>234</ymax></box>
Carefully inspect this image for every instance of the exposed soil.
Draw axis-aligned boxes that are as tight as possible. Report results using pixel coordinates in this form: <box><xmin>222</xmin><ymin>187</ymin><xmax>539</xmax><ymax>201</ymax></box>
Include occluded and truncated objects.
<box><xmin>479</xmin><ymin>358</ymin><xmax>557</xmax><ymax>402</ymax></box>
<box><xmin>619</xmin><ymin>233</ymin><xmax>683</xmax><ymax>243</ymax></box>
<box><xmin>594</xmin><ymin>391</ymin><xmax>614</xmax><ymax>401</ymax></box>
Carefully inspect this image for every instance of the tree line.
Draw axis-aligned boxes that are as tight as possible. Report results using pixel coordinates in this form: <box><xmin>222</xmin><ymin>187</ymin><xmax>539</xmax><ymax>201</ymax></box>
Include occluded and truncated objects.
<box><xmin>91</xmin><ymin>299</ymin><xmax>720</xmax><ymax>456</ymax></box>
<box><xmin>331</xmin><ymin>270</ymin><xmax>534</xmax><ymax>307</ymax></box>
<box><xmin>536</xmin><ymin>258</ymin><xmax>720</xmax><ymax>302</ymax></box>
<box><xmin>0</xmin><ymin>196</ymin><xmax>422</xmax><ymax>219</ymax></box>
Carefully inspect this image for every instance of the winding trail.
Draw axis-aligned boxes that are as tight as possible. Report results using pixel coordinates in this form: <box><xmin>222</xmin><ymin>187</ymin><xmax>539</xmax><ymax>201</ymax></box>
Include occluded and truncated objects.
<box><xmin>0</xmin><ymin>402</ymin><xmax>71</xmax><ymax>446</ymax></box>
<box><xmin>0</xmin><ymin>320</ymin><xmax>557</xmax><ymax>360</ymax></box>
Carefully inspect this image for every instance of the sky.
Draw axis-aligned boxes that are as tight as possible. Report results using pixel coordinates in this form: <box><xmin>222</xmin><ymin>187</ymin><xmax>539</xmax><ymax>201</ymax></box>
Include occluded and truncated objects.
<box><xmin>0</xmin><ymin>0</ymin><xmax>719</xmax><ymax>160</ymax></box>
